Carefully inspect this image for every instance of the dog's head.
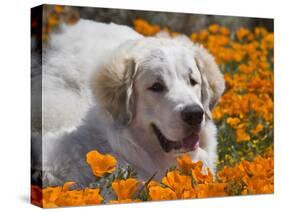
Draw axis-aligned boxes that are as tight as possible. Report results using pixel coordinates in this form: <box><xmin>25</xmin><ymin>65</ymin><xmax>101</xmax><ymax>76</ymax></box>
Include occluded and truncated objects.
<box><xmin>92</xmin><ymin>38</ymin><xmax>224</xmax><ymax>155</ymax></box>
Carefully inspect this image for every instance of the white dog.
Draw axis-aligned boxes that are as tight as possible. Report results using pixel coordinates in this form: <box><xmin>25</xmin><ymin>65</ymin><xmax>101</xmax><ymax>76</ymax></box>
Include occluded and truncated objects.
<box><xmin>31</xmin><ymin>19</ymin><xmax>225</xmax><ymax>186</ymax></box>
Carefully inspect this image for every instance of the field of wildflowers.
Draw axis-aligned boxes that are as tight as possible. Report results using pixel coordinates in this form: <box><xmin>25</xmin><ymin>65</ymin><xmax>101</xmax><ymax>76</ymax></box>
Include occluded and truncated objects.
<box><xmin>31</xmin><ymin>15</ymin><xmax>274</xmax><ymax>207</ymax></box>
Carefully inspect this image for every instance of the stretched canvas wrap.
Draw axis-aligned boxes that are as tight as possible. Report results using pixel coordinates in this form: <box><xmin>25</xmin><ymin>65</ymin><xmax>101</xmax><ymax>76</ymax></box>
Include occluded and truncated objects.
<box><xmin>31</xmin><ymin>4</ymin><xmax>274</xmax><ymax>208</ymax></box>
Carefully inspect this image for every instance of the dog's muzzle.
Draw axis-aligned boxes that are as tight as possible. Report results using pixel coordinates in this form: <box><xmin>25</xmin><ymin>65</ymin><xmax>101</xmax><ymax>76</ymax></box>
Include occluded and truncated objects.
<box><xmin>151</xmin><ymin>123</ymin><xmax>199</xmax><ymax>153</ymax></box>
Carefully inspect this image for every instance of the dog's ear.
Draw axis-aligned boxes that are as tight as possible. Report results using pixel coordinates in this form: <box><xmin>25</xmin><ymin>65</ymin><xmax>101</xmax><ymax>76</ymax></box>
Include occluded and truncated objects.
<box><xmin>92</xmin><ymin>58</ymin><xmax>137</xmax><ymax>126</ymax></box>
<box><xmin>195</xmin><ymin>45</ymin><xmax>225</xmax><ymax>119</ymax></box>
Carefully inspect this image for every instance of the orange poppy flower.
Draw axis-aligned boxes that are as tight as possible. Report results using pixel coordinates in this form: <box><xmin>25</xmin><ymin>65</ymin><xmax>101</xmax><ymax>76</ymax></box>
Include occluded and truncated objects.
<box><xmin>149</xmin><ymin>186</ymin><xmax>177</xmax><ymax>201</ymax></box>
<box><xmin>236</xmin><ymin>128</ymin><xmax>250</xmax><ymax>143</ymax></box>
<box><xmin>208</xmin><ymin>24</ymin><xmax>220</xmax><ymax>34</ymax></box>
<box><xmin>162</xmin><ymin>170</ymin><xmax>193</xmax><ymax>198</ymax></box>
<box><xmin>251</xmin><ymin>124</ymin><xmax>264</xmax><ymax>135</ymax></box>
<box><xmin>196</xmin><ymin>183</ymin><xmax>227</xmax><ymax>198</ymax></box>
<box><xmin>42</xmin><ymin>186</ymin><xmax>62</xmax><ymax>208</ymax></box>
<box><xmin>226</xmin><ymin>117</ymin><xmax>240</xmax><ymax>127</ymax></box>
<box><xmin>182</xmin><ymin>188</ymin><xmax>197</xmax><ymax>199</ymax></box>
<box><xmin>86</xmin><ymin>150</ymin><xmax>117</xmax><ymax>177</ymax></box>
<box><xmin>192</xmin><ymin>166</ymin><xmax>213</xmax><ymax>184</ymax></box>
<box><xmin>83</xmin><ymin>188</ymin><xmax>104</xmax><ymax>205</ymax></box>
<box><xmin>62</xmin><ymin>181</ymin><xmax>76</xmax><ymax>191</ymax></box>
<box><xmin>177</xmin><ymin>154</ymin><xmax>203</xmax><ymax>174</ymax></box>
<box><xmin>236</xmin><ymin>27</ymin><xmax>250</xmax><ymax>40</ymax></box>
<box><xmin>111</xmin><ymin>178</ymin><xmax>139</xmax><ymax>201</ymax></box>
<box><xmin>55</xmin><ymin>190</ymin><xmax>84</xmax><ymax>207</ymax></box>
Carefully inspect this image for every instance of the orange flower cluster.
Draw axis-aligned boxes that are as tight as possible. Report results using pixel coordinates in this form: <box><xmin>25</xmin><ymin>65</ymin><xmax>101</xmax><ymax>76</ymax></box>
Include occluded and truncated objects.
<box><xmin>217</xmin><ymin>150</ymin><xmax>273</xmax><ymax>195</ymax></box>
<box><xmin>32</xmin><ymin>150</ymin><xmax>273</xmax><ymax>207</ymax></box>
<box><xmin>148</xmin><ymin>155</ymin><xmax>227</xmax><ymax>200</ymax></box>
<box><xmin>133</xmin><ymin>18</ymin><xmax>179</xmax><ymax>37</ymax></box>
<box><xmin>133</xmin><ymin>19</ymin><xmax>161</xmax><ymax>36</ymax></box>
<box><xmin>191</xmin><ymin>25</ymin><xmax>273</xmax><ymax>64</ymax></box>
<box><xmin>189</xmin><ymin>24</ymin><xmax>273</xmax><ymax>168</ymax></box>
<box><xmin>42</xmin><ymin>5</ymin><xmax>79</xmax><ymax>42</ymax></box>
<box><xmin>192</xmin><ymin>24</ymin><xmax>273</xmax><ymax>144</ymax></box>
<box><xmin>31</xmin><ymin>182</ymin><xmax>103</xmax><ymax>208</ymax></box>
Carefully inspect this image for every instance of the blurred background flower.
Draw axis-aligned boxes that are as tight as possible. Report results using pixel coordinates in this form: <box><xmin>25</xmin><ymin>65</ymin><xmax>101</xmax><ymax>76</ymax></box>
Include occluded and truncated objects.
<box><xmin>31</xmin><ymin>5</ymin><xmax>273</xmax><ymax>49</ymax></box>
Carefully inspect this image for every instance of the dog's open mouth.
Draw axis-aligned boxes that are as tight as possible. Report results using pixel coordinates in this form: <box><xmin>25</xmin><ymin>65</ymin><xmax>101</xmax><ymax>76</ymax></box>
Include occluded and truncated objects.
<box><xmin>151</xmin><ymin>123</ymin><xmax>199</xmax><ymax>153</ymax></box>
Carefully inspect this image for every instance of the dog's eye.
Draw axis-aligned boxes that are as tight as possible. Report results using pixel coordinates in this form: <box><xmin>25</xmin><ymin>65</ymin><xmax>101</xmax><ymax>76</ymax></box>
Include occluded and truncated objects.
<box><xmin>190</xmin><ymin>77</ymin><xmax>197</xmax><ymax>86</ymax></box>
<box><xmin>149</xmin><ymin>82</ymin><xmax>166</xmax><ymax>92</ymax></box>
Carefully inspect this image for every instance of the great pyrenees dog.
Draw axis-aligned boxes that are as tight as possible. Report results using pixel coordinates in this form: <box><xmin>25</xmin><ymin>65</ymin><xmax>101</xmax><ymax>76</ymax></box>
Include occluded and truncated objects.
<box><xmin>31</xmin><ymin>19</ymin><xmax>225</xmax><ymax>186</ymax></box>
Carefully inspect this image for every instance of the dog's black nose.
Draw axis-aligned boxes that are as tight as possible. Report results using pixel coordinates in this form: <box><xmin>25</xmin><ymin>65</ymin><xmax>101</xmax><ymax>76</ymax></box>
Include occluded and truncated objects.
<box><xmin>181</xmin><ymin>105</ymin><xmax>204</xmax><ymax>125</ymax></box>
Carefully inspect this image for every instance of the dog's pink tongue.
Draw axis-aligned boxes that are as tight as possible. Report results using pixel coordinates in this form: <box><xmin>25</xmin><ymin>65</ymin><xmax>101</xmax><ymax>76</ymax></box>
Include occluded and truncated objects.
<box><xmin>182</xmin><ymin>133</ymin><xmax>199</xmax><ymax>152</ymax></box>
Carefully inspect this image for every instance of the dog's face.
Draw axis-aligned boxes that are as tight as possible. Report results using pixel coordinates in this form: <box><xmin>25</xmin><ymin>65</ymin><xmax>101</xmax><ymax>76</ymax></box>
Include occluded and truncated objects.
<box><xmin>93</xmin><ymin>38</ymin><xmax>225</xmax><ymax>156</ymax></box>
<box><xmin>133</xmin><ymin>48</ymin><xmax>205</xmax><ymax>154</ymax></box>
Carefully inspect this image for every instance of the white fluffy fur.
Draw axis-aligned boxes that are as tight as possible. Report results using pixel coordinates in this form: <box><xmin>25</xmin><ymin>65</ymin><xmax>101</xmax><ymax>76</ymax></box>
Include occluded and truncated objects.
<box><xmin>32</xmin><ymin>19</ymin><xmax>224</xmax><ymax>186</ymax></box>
